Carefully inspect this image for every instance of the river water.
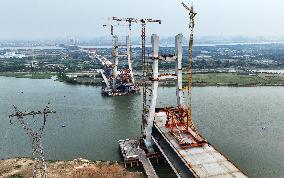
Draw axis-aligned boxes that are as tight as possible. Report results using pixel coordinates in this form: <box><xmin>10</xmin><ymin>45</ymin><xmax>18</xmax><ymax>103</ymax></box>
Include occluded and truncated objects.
<box><xmin>0</xmin><ymin>77</ymin><xmax>283</xmax><ymax>178</ymax></box>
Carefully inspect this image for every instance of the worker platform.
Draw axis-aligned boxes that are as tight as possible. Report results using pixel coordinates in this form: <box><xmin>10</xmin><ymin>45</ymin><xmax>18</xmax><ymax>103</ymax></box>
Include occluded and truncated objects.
<box><xmin>153</xmin><ymin>110</ymin><xmax>248</xmax><ymax>178</ymax></box>
<box><xmin>118</xmin><ymin>139</ymin><xmax>161</xmax><ymax>178</ymax></box>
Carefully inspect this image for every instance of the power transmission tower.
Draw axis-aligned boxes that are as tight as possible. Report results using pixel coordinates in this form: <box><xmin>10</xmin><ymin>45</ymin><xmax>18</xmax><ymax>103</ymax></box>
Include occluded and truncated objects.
<box><xmin>9</xmin><ymin>105</ymin><xmax>56</xmax><ymax>178</ymax></box>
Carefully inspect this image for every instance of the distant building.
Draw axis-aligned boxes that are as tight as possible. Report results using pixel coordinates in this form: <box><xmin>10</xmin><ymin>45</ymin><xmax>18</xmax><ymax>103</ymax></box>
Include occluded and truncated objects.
<box><xmin>196</xmin><ymin>54</ymin><xmax>212</xmax><ymax>61</ymax></box>
<box><xmin>0</xmin><ymin>51</ymin><xmax>25</xmax><ymax>59</ymax></box>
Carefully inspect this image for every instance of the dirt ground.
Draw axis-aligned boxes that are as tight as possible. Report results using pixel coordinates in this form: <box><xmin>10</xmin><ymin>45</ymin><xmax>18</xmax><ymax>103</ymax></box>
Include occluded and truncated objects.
<box><xmin>0</xmin><ymin>158</ymin><xmax>143</xmax><ymax>178</ymax></box>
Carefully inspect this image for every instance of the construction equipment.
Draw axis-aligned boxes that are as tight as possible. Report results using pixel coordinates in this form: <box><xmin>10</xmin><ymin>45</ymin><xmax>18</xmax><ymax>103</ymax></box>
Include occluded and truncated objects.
<box><xmin>112</xmin><ymin>17</ymin><xmax>138</xmax><ymax>82</ymax></box>
<box><xmin>182</xmin><ymin>1</ymin><xmax>197</xmax><ymax>131</ymax></box>
<box><xmin>98</xmin><ymin>18</ymin><xmax>139</xmax><ymax>96</ymax></box>
<box><xmin>142</xmin><ymin>33</ymin><xmax>206</xmax><ymax>149</ymax></box>
<box><xmin>141</xmin><ymin>2</ymin><xmax>206</xmax><ymax>149</ymax></box>
<box><xmin>139</xmin><ymin>19</ymin><xmax>161</xmax><ymax>134</ymax></box>
<box><xmin>102</xmin><ymin>24</ymin><xmax>115</xmax><ymax>36</ymax></box>
<box><xmin>161</xmin><ymin>2</ymin><xmax>203</xmax><ymax>148</ymax></box>
<box><xmin>159</xmin><ymin>2</ymin><xmax>203</xmax><ymax>149</ymax></box>
<box><xmin>112</xmin><ymin>17</ymin><xmax>138</xmax><ymax>32</ymax></box>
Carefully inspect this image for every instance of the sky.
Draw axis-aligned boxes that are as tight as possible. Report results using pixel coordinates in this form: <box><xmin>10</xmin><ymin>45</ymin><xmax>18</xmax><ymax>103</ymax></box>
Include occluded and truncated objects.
<box><xmin>0</xmin><ymin>0</ymin><xmax>284</xmax><ymax>40</ymax></box>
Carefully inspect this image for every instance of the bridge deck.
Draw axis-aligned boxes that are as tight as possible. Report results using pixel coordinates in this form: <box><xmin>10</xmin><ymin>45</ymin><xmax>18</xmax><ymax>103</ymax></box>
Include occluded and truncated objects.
<box><xmin>154</xmin><ymin>111</ymin><xmax>248</xmax><ymax>178</ymax></box>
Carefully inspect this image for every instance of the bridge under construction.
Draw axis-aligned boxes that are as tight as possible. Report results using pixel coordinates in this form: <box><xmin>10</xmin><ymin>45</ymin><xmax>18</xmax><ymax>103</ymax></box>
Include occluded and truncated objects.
<box><xmin>118</xmin><ymin>2</ymin><xmax>248</xmax><ymax>178</ymax></box>
<box><xmin>91</xmin><ymin>18</ymin><xmax>140</xmax><ymax>96</ymax></box>
<box><xmin>119</xmin><ymin>32</ymin><xmax>248</xmax><ymax>178</ymax></box>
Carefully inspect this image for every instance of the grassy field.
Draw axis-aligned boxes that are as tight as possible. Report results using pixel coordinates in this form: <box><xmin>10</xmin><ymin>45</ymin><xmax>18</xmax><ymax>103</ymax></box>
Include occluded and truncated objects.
<box><xmin>191</xmin><ymin>73</ymin><xmax>284</xmax><ymax>86</ymax></box>
<box><xmin>0</xmin><ymin>72</ymin><xmax>54</xmax><ymax>79</ymax></box>
<box><xmin>136</xmin><ymin>72</ymin><xmax>284</xmax><ymax>86</ymax></box>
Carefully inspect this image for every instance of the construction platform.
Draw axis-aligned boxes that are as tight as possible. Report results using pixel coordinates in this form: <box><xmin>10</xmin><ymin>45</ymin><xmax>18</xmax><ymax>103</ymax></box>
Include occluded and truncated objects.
<box><xmin>101</xmin><ymin>86</ymin><xmax>139</xmax><ymax>96</ymax></box>
<box><xmin>118</xmin><ymin>139</ymin><xmax>162</xmax><ymax>178</ymax></box>
<box><xmin>153</xmin><ymin>111</ymin><xmax>249</xmax><ymax>178</ymax></box>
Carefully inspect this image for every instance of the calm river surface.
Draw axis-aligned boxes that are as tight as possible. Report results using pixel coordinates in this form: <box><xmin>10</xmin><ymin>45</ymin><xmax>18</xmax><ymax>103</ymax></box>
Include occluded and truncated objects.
<box><xmin>0</xmin><ymin>77</ymin><xmax>283</xmax><ymax>177</ymax></box>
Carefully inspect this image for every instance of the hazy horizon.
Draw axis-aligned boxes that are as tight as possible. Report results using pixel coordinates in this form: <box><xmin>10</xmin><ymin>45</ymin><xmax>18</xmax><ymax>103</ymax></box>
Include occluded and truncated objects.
<box><xmin>3</xmin><ymin>36</ymin><xmax>284</xmax><ymax>43</ymax></box>
<box><xmin>1</xmin><ymin>0</ymin><xmax>284</xmax><ymax>40</ymax></box>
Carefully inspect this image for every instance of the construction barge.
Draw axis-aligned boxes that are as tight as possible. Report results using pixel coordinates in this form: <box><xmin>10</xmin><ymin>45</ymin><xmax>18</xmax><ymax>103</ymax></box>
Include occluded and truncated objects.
<box><xmin>101</xmin><ymin>68</ymin><xmax>139</xmax><ymax>96</ymax></box>
<box><xmin>118</xmin><ymin>139</ymin><xmax>163</xmax><ymax>178</ymax></box>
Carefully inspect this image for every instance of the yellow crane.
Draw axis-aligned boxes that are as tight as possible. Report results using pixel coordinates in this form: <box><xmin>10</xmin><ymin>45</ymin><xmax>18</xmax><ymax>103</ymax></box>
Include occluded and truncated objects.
<box><xmin>139</xmin><ymin>18</ymin><xmax>161</xmax><ymax>131</ymax></box>
<box><xmin>182</xmin><ymin>1</ymin><xmax>198</xmax><ymax>131</ymax></box>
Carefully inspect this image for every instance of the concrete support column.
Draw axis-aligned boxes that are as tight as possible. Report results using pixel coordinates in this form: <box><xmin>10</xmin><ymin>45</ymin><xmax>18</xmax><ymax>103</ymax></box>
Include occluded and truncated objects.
<box><xmin>112</xmin><ymin>36</ymin><xmax>119</xmax><ymax>89</ymax></box>
<box><xmin>175</xmin><ymin>34</ymin><xmax>184</xmax><ymax>107</ymax></box>
<box><xmin>144</xmin><ymin>34</ymin><xmax>159</xmax><ymax>148</ymax></box>
<box><xmin>126</xmin><ymin>35</ymin><xmax>134</xmax><ymax>82</ymax></box>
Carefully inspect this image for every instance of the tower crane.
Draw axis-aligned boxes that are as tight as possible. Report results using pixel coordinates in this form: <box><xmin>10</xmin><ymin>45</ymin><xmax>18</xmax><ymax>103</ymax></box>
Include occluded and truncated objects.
<box><xmin>106</xmin><ymin>17</ymin><xmax>161</xmax><ymax>106</ymax></box>
<box><xmin>147</xmin><ymin>2</ymin><xmax>204</xmax><ymax>149</ymax></box>
<box><xmin>112</xmin><ymin>17</ymin><xmax>138</xmax><ymax>32</ymax></box>
<box><xmin>102</xmin><ymin>21</ymin><xmax>128</xmax><ymax>36</ymax></box>
<box><xmin>139</xmin><ymin>18</ymin><xmax>161</xmax><ymax>132</ymax></box>
<box><xmin>111</xmin><ymin>17</ymin><xmax>138</xmax><ymax>82</ymax></box>
<box><xmin>182</xmin><ymin>1</ymin><xmax>198</xmax><ymax>131</ymax></box>
<box><xmin>102</xmin><ymin>24</ymin><xmax>115</xmax><ymax>36</ymax></box>
<box><xmin>100</xmin><ymin>18</ymin><xmax>140</xmax><ymax>96</ymax></box>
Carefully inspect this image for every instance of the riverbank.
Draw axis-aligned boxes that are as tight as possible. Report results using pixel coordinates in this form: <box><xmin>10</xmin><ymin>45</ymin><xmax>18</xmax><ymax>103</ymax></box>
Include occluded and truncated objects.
<box><xmin>59</xmin><ymin>72</ymin><xmax>284</xmax><ymax>87</ymax></box>
<box><xmin>1</xmin><ymin>71</ymin><xmax>284</xmax><ymax>87</ymax></box>
<box><xmin>0</xmin><ymin>158</ymin><xmax>143</xmax><ymax>178</ymax></box>
<box><xmin>0</xmin><ymin>72</ymin><xmax>54</xmax><ymax>79</ymax></box>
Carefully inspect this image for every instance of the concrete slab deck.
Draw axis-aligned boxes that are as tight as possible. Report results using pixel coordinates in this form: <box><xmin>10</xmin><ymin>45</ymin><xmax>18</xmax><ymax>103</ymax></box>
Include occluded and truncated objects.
<box><xmin>154</xmin><ymin>111</ymin><xmax>248</xmax><ymax>178</ymax></box>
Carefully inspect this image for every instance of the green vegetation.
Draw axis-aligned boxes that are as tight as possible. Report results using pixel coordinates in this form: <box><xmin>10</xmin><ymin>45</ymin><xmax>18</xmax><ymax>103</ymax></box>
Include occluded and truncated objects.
<box><xmin>8</xmin><ymin>174</ymin><xmax>23</xmax><ymax>178</ymax></box>
<box><xmin>137</xmin><ymin>72</ymin><xmax>284</xmax><ymax>87</ymax></box>
<box><xmin>2</xmin><ymin>71</ymin><xmax>284</xmax><ymax>87</ymax></box>
<box><xmin>57</xmin><ymin>73</ymin><xmax>101</xmax><ymax>85</ymax></box>
<box><xmin>0</xmin><ymin>72</ymin><xmax>54</xmax><ymax>79</ymax></box>
<box><xmin>191</xmin><ymin>73</ymin><xmax>284</xmax><ymax>86</ymax></box>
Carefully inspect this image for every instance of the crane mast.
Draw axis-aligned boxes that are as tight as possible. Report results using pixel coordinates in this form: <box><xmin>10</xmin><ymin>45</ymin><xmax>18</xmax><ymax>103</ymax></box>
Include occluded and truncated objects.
<box><xmin>139</xmin><ymin>18</ymin><xmax>161</xmax><ymax>132</ymax></box>
<box><xmin>182</xmin><ymin>1</ymin><xmax>197</xmax><ymax>131</ymax></box>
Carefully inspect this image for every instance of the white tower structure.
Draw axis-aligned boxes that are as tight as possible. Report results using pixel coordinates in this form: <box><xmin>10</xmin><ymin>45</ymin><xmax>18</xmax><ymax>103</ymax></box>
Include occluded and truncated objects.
<box><xmin>112</xmin><ymin>35</ymin><xmax>119</xmax><ymax>89</ymax></box>
<box><xmin>175</xmin><ymin>34</ymin><xmax>184</xmax><ymax>107</ymax></box>
<box><xmin>126</xmin><ymin>35</ymin><xmax>135</xmax><ymax>83</ymax></box>
<box><xmin>144</xmin><ymin>33</ymin><xmax>184</xmax><ymax>148</ymax></box>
